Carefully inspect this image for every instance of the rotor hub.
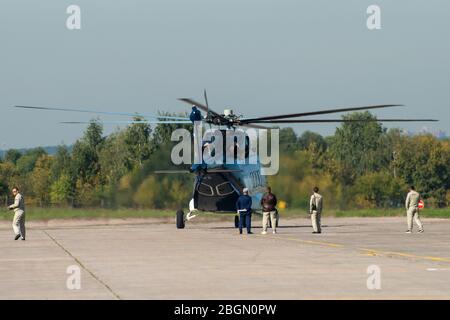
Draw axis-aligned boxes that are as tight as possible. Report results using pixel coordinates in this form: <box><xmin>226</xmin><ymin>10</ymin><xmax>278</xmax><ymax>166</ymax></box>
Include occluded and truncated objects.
<box><xmin>223</xmin><ymin>109</ymin><xmax>234</xmax><ymax>118</ymax></box>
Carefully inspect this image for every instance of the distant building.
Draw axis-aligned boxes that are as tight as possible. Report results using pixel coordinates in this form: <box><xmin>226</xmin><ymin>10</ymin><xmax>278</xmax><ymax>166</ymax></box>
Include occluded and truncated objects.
<box><xmin>401</xmin><ymin>127</ymin><xmax>447</xmax><ymax>139</ymax></box>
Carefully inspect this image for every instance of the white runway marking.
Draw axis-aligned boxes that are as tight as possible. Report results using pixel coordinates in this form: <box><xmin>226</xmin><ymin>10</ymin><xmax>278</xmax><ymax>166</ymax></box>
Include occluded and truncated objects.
<box><xmin>426</xmin><ymin>268</ymin><xmax>450</xmax><ymax>271</ymax></box>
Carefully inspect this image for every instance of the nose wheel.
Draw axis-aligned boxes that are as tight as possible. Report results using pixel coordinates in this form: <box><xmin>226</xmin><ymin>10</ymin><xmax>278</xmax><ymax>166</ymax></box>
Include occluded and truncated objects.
<box><xmin>176</xmin><ymin>210</ymin><xmax>185</xmax><ymax>229</ymax></box>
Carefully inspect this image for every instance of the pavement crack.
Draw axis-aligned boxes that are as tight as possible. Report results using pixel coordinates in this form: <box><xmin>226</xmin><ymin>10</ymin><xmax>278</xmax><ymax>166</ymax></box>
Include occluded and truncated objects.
<box><xmin>43</xmin><ymin>230</ymin><xmax>121</xmax><ymax>300</ymax></box>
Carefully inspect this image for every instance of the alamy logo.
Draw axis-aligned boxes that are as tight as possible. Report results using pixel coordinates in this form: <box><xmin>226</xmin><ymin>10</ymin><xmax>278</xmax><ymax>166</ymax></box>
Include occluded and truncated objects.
<box><xmin>66</xmin><ymin>265</ymin><xmax>81</xmax><ymax>290</ymax></box>
<box><xmin>170</xmin><ymin>122</ymin><xmax>279</xmax><ymax>175</ymax></box>
<box><xmin>367</xmin><ymin>5</ymin><xmax>381</xmax><ymax>30</ymax></box>
<box><xmin>66</xmin><ymin>5</ymin><xmax>81</xmax><ymax>30</ymax></box>
<box><xmin>366</xmin><ymin>265</ymin><xmax>381</xmax><ymax>290</ymax></box>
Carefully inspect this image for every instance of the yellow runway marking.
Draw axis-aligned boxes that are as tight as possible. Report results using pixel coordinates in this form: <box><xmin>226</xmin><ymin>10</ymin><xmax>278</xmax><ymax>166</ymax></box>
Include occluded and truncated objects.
<box><xmin>285</xmin><ymin>237</ymin><xmax>344</xmax><ymax>248</ymax></box>
<box><xmin>256</xmin><ymin>234</ymin><xmax>450</xmax><ymax>265</ymax></box>
<box><xmin>255</xmin><ymin>234</ymin><xmax>343</xmax><ymax>248</ymax></box>
<box><xmin>359</xmin><ymin>248</ymin><xmax>450</xmax><ymax>264</ymax></box>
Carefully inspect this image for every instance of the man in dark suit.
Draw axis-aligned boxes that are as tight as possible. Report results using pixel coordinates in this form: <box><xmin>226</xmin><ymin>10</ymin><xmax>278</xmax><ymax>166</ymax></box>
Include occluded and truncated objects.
<box><xmin>236</xmin><ymin>188</ymin><xmax>253</xmax><ymax>235</ymax></box>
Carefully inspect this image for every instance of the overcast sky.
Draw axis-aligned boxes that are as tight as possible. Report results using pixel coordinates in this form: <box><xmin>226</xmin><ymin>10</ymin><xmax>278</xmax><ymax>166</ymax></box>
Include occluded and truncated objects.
<box><xmin>0</xmin><ymin>0</ymin><xmax>448</xmax><ymax>149</ymax></box>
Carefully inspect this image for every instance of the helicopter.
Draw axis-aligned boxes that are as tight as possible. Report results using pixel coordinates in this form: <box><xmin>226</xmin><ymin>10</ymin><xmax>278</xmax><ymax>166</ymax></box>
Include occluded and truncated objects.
<box><xmin>15</xmin><ymin>91</ymin><xmax>438</xmax><ymax>229</ymax></box>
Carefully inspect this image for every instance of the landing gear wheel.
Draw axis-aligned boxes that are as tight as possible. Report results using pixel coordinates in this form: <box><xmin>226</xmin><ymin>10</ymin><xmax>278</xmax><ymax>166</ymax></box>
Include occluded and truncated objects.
<box><xmin>176</xmin><ymin>209</ymin><xmax>185</xmax><ymax>229</ymax></box>
<box><xmin>234</xmin><ymin>215</ymin><xmax>239</xmax><ymax>228</ymax></box>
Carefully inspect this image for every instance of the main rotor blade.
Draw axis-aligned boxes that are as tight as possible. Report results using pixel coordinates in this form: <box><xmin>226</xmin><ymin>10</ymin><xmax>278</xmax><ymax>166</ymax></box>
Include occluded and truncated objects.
<box><xmin>204</xmin><ymin>89</ymin><xmax>209</xmax><ymax>115</ymax></box>
<box><xmin>240</xmin><ymin>104</ymin><xmax>404</xmax><ymax>123</ymax></box>
<box><xmin>178</xmin><ymin>98</ymin><xmax>221</xmax><ymax>117</ymax></box>
<box><xmin>154</xmin><ymin>170</ymin><xmax>191</xmax><ymax>174</ymax></box>
<box><xmin>154</xmin><ymin>169</ymin><xmax>242</xmax><ymax>174</ymax></box>
<box><xmin>14</xmin><ymin>105</ymin><xmax>189</xmax><ymax>121</ymax></box>
<box><xmin>60</xmin><ymin>120</ymin><xmax>191</xmax><ymax>124</ymax></box>
<box><xmin>207</xmin><ymin>169</ymin><xmax>243</xmax><ymax>173</ymax></box>
<box><xmin>249</xmin><ymin>119</ymin><xmax>439</xmax><ymax>124</ymax></box>
<box><xmin>240</xmin><ymin>123</ymin><xmax>273</xmax><ymax>129</ymax></box>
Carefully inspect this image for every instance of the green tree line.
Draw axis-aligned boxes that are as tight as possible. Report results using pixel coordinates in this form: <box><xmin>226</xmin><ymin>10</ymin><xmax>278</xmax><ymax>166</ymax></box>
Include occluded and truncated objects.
<box><xmin>0</xmin><ymin>112</ymin><xmax>448</xmax><ymax>209</ymax></box>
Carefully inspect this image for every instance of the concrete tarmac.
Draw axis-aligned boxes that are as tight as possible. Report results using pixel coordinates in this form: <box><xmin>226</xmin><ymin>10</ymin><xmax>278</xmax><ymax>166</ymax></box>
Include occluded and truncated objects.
<box><xmin>1</xmin><ymin>217</ymin><xmax>450</xmax><ymax>299</ymax></box>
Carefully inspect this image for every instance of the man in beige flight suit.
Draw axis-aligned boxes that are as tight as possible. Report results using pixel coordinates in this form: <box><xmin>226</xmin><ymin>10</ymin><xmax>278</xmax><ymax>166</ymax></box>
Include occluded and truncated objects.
<box><xmin>8</xmin><ymin>187</ymin><xmax>26</xmax><ymax>240</ymax></box>
<box><xmin>405</xmin><ymin>186</ymin><xmax>424</xmax><ymax>233</ymax></box>
<box><xmin>309</xmin><ymin>187</ymin><xmax>323</xmax><ymax>234</ymax></box>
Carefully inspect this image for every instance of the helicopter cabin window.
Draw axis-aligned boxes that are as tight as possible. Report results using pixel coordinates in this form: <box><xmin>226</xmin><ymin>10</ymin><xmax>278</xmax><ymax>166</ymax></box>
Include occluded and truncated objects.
<box><xmin>216</xmin><ymin>182</ymin><xmax>235</xmax><ymax>196</ymax></box>
<box><xmin>197</xmin><ymin>183</ymin><xmax>214</xmax><ymax>196</ymax></box>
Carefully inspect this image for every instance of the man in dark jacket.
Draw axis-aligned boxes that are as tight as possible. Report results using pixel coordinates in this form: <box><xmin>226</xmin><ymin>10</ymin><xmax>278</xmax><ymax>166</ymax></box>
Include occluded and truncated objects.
<box><xmin>189</xmin><ymin>106</ymin><xmax>202</xmax><ymax>122</ymax></box>
<box><xmin>236</xmin><ymin>188</ymin><xmax>253</xmax><ymax>234</ymax></box>
<box><xmin>261</xmin><ymin>186</ymin><xmax>278</xmax><ymax>234</ymax></box>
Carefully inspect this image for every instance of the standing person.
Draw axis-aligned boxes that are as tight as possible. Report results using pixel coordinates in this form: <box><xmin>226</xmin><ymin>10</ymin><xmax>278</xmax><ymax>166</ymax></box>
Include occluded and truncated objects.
<box><xmin>8</xmin><ymin>187</ymin><xmax>26</xmax><ymax>241</ymax></box>
<box><xmin>236</xmin><ymin>188</ymin><xmax>253</xmax><ymax>235</ymax></box>
<box><xmin>309</xmin><ymin>187</ymin><xmax>323</xmax><ymax>234</ymax></box>
<box><xmin>261</xmin><ymin>186</ymin><xmax>278</xmax><ymax>235</ymax></box>
<box><xmin>405</xmin><ymin>186</ymin><xmax>424</xmax><ymax>233</ymax></box>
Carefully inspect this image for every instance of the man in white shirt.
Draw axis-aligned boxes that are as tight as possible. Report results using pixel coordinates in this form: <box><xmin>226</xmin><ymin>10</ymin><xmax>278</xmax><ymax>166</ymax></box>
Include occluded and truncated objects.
<box><xmin>8</xmin><ymin>187</ymin><xmax>26</xmax><ymax>240</ymax></box>
<box><xmin>405</xmin><ymin>186</ymin><xmax>424</xmax><ymax>234</ymax></box>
